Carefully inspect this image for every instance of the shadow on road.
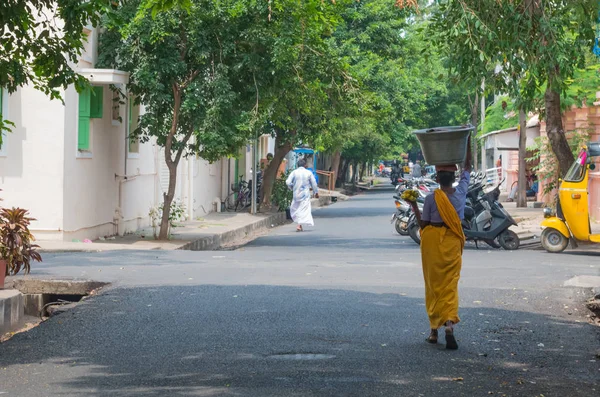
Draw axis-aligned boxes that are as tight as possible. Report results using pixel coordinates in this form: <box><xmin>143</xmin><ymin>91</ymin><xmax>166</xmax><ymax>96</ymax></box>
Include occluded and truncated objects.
<box><xmin>0</xmin><ymin>285</ymin><xmax>598</xmax><ymax>396</ymax></box>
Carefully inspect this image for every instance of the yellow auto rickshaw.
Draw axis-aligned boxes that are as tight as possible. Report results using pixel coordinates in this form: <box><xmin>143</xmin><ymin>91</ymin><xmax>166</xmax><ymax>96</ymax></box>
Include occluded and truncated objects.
<box><xmin>541</xmin><ymin>142</ymin><xmax>600</xmax><ymax>253</ymax></box>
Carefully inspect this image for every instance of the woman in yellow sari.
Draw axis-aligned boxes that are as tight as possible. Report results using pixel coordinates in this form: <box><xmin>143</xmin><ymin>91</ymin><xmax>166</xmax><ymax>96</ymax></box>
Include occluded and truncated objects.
<box><xmin>410</xmin><ymin>139</ymin><xmax>471</xmax><ymax>350</ymax></box>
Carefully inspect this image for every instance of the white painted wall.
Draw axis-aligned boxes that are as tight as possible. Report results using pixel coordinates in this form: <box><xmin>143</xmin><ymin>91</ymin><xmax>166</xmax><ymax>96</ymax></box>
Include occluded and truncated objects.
<box><xmin>0</xmin><ymin>87</ymin><xmax>66</xmax><ymax>240</ymax></box>
<box><xmin>0</xmin><ymin>83</ymin><xmax>158</xmax><ymax>241</ymax></box>
<box><xmin>61</xmin><ymin>85</ymin><xmax>158</xmax><ymax>240</ymax></box>
<box><xmin>191</xmin><ymin>157</ymin><xmax>223</xmax><ymax>217</ymax></box>
<box><xmin>121</xmin><ymin>142</ymin><xmax>158</xmax><ymax>235</ymax></box>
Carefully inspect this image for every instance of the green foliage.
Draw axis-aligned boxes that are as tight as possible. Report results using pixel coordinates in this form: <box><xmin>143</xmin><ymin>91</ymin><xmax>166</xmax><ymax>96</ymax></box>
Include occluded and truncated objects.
<box><xmin>271</xmin><ymin>171</ymin><xmax>293</xmax><ymax>211</ymax></box>
<box><xmin>0</xmin><ymin>207</ymin><xmax>42</xmax><ymax>276</ymax></box>
<box><xmin>429</xmin><ymin>0</ymin><xmax>598</xmax><ymax>105</ymax></box>
<box><xmin>482</xmin><ymin>96</ymin><xmax>518</xmax><ymax>135</ymax></box>
<box><xmin>0</xmin><ymin>0</ymin><xmax>115</xmax><ymax>137</ymax></box>
<box><xmin>527</xmin><ymin>129</ymin><xmax>590</xmax><ymax>198</ymax></box>
<box><xmin>148</xmin><ymin>200</ymin><xmax>186</xmax><ymax>239</ymax></box>
<box><xmin>327</xmin><ymin>0</ymin><xmax>454</xmax><ymax>163</ymax></box>
<box><xmin>98</xmin><ymin>0</ymin><xmax>249</xmax><ymax>163</ymax></box>
<box><xmin>562</xmin><ymin>64</ymin><xmax>600</xmax><ymax>108</ymax></box>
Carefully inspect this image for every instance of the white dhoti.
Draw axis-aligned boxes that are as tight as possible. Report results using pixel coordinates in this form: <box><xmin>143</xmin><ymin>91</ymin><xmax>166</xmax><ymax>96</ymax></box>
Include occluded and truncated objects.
<box><xmin>290</xmin><ymin>194</ymin><xmax>314</xmax><ymax>226</ymax></box>
<box><xmin>286</xmin><ymin>167</ymin><xmax>318</xmax><ymax>227</ymax></box>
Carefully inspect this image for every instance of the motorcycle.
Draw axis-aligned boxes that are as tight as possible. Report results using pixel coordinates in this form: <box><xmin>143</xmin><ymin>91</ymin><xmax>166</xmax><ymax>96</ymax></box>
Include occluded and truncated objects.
<box><xmin>392</xmin><ymin>195</ymin><xmax>424</xmax><ymax>236</ymax></box>
<box><xmin>406</xmin><ymin>178</ymin><xmax>520</xmax><ymax>250</ymax></box>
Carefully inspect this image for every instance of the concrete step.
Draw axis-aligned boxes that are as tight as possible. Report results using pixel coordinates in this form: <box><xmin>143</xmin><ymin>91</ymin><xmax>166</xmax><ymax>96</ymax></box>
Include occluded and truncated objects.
<box><xmin>0</xmin><ymin>289</ymin><xmax>24</xmax><ymax>335</ymax></box>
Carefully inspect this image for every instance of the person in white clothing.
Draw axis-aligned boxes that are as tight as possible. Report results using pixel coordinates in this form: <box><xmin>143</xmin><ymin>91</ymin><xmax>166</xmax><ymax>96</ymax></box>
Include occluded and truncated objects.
<box><xmin>286</xmin><ymin>159</ymin><xmax>319</xmax><ymax>232</ymax></box>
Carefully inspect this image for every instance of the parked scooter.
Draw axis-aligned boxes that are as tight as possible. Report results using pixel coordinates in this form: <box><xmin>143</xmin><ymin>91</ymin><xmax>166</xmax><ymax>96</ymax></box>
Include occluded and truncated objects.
<box><xmin>541</xmin><ymin>142</ymin><xmax>600</xmax><ymax>252</ymax></box>
<box><xmin>406</xmin><ymin>178</ymin><xmax>520</xmax><ymax>250</ymax></box>
<box><xmin>391</xmin><ymin>195</ymin><xmax>424</xmax><ymax>236</ymax></box>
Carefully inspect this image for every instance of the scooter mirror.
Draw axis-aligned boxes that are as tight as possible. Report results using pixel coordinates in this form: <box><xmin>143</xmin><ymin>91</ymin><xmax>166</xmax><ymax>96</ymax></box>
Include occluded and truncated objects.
<box><xmin>590</xmin><ymin>163</ymin><xmax>596</xmax><ymax>171</ymax></box>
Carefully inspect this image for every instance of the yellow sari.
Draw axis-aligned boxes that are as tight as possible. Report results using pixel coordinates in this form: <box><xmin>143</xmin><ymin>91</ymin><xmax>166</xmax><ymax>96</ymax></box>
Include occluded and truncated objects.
<box><xmin>420</xmin><ymin>190</ymin><xmax>466</xmax><ymax>329</ymax></box>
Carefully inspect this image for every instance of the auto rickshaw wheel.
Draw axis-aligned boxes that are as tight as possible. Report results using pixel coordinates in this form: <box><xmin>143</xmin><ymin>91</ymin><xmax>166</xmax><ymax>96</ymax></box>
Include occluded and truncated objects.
<box><xmin>541</xmin><ymin>228</ymin><xmax>569</xmax><ymax>253</ymax></box>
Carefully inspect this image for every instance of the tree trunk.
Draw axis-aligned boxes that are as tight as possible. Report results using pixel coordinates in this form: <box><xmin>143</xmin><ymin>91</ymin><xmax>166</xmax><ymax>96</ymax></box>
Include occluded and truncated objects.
<box><xmin>470</xmin><ymin>91</ymin><xmax>479</xmax><ymax>169</ymax></box>
<box><xmin>352</xmin><ymin>161</ymin><xmax>358</xmax><ymax>184</ymax></box>
<box><xmin>159</xmin><ymin>160</ymin><xmax>177</xmax><ymax>239</ymax></box>
<box><xmin>331</xmin><ymin>150</ymin><xmax>341</xmax><ymax>188</ymax></box>
<box><xmin>359</xmin><ymin>161</ymin><xmax>366</xmax><ymax>181</ymax></box>
<box><xmin>340</xmin><ymin>158</ymin><xmax>349</xmax><ymax>185</ymax></box>
<box><xmin>517</xmin><ymin>107</ymin><xmax>528</xmax><ymax>208</ymax></box>
<box><xmin>158</xmin><ymin>84</ymin><xmax>182</xmax><ymax>240</ymax></box>
<box><xmin>260</xmin><ymin>135</ymin><xmax>292</xmax><ymax>209</ymax></box>
<box><xmin>545</xmin><ymin>83</ymin><xmax>574</xmax><ymax>177</ymax></box>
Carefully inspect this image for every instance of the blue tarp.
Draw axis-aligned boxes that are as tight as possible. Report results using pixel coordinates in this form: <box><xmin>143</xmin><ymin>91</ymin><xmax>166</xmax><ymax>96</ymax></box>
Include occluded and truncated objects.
<box><xmin>292</xmin><ymin>147</ymin><xmax>319</xmax><ymax>183</ymax></box>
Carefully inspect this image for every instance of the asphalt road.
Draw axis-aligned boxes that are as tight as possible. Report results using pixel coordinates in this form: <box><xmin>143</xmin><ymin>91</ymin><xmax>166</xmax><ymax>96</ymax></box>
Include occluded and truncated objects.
<box><xmin>1</xmin><ymin>190</ymin><xmax>599</xmax><ymax>396</ymax></box>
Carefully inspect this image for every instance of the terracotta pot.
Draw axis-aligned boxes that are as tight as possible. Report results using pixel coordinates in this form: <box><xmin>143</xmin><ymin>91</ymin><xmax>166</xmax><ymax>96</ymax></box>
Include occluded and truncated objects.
<box><xmin>0</xmin><ymin>259</ymin><xmax>6</xmax><ymax>289</ymax></box>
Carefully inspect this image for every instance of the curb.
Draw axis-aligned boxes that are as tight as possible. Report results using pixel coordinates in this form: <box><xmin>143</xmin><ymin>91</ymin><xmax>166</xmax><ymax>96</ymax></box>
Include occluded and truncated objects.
<box><xmin>0</xmin><ymin>289</ymin><xmax>24</xmax><ymax>335</ymax></box>
<box><xmin>178</xmin><ymin>212</ymin><xmax>287</xmax><ymax>251</ymax></box>
<box><xmin>312</xmin><ymin>195</ymin><xmax>332</xmax><ymax>208</ymax></box>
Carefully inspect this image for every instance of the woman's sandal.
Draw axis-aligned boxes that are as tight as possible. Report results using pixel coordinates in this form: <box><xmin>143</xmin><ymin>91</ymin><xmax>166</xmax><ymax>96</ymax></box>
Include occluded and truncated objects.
<box><xmin>445</xmin><ymin>321</ymin><xmax>458</xmax><ymax>350</ymax></box>
<box><xmin>296</xmin><ymin>225</ymin><xmax>303</xmax><ymax>232</ymax></box>
<box><xmin>426</xmin><ymin>329</ymin><xmax>438</xmax><ymax>344</ymax></box>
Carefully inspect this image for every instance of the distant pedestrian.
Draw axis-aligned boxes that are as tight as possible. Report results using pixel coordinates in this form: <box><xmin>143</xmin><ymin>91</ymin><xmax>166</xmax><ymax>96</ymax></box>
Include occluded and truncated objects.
<box><xmin>412</xmin><ymin>160</ymin><xmax>422</xmax><ymax>179</ymax></box>
<box><xmin>286</xmin><ymin>159</ymin><xmax>319</xmax><ymax>232</ymax></box>
<box><xmin>496</xmin><ymin>155</ymin><xmax>502</xmax><ymax>179</ymax></box>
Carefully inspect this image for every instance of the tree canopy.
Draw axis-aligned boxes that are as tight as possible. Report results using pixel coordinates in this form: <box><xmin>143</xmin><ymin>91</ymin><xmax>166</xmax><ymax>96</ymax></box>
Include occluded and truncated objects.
<box><xmin>426</xmin><ymin>0</ymin><xmax>599</xmax><ymax>175</ymax></box>
<box><xmin>0</xmin><ymin>0</ymin><xmax>114</xmax><ymax>140</ymax></box>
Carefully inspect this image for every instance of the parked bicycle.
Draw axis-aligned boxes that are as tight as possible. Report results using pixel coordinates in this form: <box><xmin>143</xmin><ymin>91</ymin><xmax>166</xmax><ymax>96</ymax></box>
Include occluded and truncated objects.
<box><xmin>224</xmin><ymin>177</ymin><xmax>251</xmax><ymax>212</ymax></box>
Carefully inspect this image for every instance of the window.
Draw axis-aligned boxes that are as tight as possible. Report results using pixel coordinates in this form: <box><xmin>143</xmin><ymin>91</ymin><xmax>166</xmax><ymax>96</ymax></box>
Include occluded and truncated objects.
<box><xmin>0</xmin><ymin>88</ymin><xmax>8</xmax><ymax>157</ymax></box>
<box><xmin>564</xmin><ymin>150</ymin><xmax>587</xmax><ymax>182</ymax></box>
<box><xmin>78</xmin><ymin>86</ymin><xmax>103</xmax><ymax>152</ymax></box>
<box><xmin>128</xmin><ymin>96</ymin><xmax>140</xmax><ymax>156</ymax></box>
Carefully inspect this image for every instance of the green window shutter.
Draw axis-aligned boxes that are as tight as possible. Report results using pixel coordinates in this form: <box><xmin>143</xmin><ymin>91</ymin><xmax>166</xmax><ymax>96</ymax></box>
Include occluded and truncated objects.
<box><xmin>78</xmin><ymin>89</ymin><xmax>91</xmax><ymax>150</ymax></box>
<box><xmin>90</xmin><ymin>86</ymin><xmax>103</xmax><ymax>119</ymax></box>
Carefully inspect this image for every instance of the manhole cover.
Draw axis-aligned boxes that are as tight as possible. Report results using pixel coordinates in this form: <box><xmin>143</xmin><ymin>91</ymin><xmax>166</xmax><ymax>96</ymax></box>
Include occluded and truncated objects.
<box><xmin>267</xmin><ymin>353</ymin><xmax>336</xmax><ymax>361</ymax></box>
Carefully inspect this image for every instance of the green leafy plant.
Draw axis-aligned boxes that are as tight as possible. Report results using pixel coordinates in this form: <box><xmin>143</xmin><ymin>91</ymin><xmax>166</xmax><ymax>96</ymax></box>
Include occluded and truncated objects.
<box><xmin>271</xmin><ymin>171</ymin><xmax>293</xmax><ymax>212</ymax></box>
<box><xmin>149</xmin><ymin>200</ymin><xmax>187</xmax><ymax>239</ymax></box>
<box><xmin>0</xmin><ymin>207</ymin><xmax>42</xmax><ymax>276</ymax></box>
<box><xmin>482</xmin><ymin>97</ymin><xmax>519</xmax><ymax>135</ymax></box>
<box><xmin>528</xmin><ymin>128</ymin><xmax>590</xmax><ymax>201</ymax></box>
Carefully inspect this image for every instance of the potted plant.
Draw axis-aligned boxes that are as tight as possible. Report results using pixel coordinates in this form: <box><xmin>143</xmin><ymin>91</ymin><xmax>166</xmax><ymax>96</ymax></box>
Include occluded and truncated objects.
<box><xmin>271</xmin><ymin>171</ymin><xmax>293</xmax><ymax>218</ymax></box>
<box><xmin>0</xmin><ymin>241</ymin><xmax>6</xmax><ymax>289</ymax></box>
<box><xmin>0</xmin><ymin>207</ymin><xmax>42</xmax><ymax>288</ymax></box>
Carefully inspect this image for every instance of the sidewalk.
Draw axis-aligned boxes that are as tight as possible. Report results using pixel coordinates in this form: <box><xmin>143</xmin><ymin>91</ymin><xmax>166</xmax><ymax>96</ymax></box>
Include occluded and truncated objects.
<box><xmin>503</xmin><ymin>202</ymin><xmax>545</xmax><ymax>238</ymax></box>
<box><xmin>36</xmin><ymin>192</ymin><xmax>346</xmax><ymax>253</ymax></box>
<box><xmin>37</xmin><ymin>211</ymin><xmax>287</xmax><ymax>252</ymax></box>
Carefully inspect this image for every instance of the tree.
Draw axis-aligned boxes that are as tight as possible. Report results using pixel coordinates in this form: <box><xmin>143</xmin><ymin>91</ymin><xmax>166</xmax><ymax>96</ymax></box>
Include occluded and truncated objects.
<box><xmin>0</xmin><ymin>0</ymin><xmax>114</xmax><ymax>141</ymax></box>
<box><xmin>330</xmin><ymin>1</ymin><xmax>451</xmax><ymax>172</ymax></box>
<box><xmin>426</xmin><ymin>0</ymin><xmax>599</xmax><ymax>177</ymax></box>
<box><xmin>229</xmin><ymin>0</ymin><xmax>354</xmax><ymax>208</ymax></box>
<box><xmin>98</xmin><ymin>0</ymin><xmax>249</xmax><ymax>239</ymax></box>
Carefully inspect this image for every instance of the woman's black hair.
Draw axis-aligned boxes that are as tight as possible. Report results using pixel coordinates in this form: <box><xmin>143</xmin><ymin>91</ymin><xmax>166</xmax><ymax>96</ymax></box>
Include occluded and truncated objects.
<box><xmin>438</xmin><ymin>171</ymin><xmax>456</xmax><ymax>187</ymax></box>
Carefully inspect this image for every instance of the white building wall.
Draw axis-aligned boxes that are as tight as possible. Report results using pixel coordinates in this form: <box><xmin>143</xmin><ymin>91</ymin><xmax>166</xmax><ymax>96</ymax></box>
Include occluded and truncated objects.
<box><xmin>121</xmin><ymin>142</ymin><xmax>158</xmax><ymax>235</ymax></box>
<box><xmin>0</xmin><ymin>87</ymin><xmax>66</xmax><ymax>240</ymax></box>
<box><xmin>62</xmin><ymin>85</ymin><xmax>122</xmax><ymax>240</ymax></box>
<box><xmin>191</xmin><ymin>157</ymin><xmax>223</xmax><ymax>217</ymax></box>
